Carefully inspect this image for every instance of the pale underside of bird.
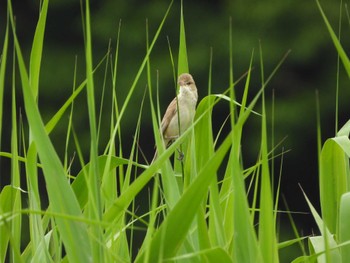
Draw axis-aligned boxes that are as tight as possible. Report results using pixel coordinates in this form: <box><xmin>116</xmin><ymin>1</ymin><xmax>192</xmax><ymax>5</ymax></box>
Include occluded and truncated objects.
<box><xmin>152</xmin><ymin>73</ymin><xmax>198</xmax><ymax>163</ymax></box>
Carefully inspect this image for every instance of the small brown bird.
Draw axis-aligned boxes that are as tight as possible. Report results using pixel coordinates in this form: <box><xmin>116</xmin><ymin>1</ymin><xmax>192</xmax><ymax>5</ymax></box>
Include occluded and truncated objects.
<box><xmin>152</xmin><ymin>73</ymin><xmax>198</xmax><ymax>162</ymax></box>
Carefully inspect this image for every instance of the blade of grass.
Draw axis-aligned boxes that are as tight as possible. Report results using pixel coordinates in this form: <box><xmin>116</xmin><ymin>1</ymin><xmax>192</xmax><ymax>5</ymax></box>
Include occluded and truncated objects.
<box><xmin>228</xmin><ymin>59</ymin><xmax>262</xmax><ymax>263</ymax></box>
<box><xmin>165</xmin><ymin>247</ymin><xmax>232</xmax><ymax>263</ymax></box>
<box><xmin>339</xmin><ymin>192</ymin><xmax>350</xmax><ymax>261</ymax></box>
<box><xmin>0</xmin><ymin>186</ymin><xmax>17</xmax><ymax>262</ymax></box>
<box><xmin>199</xmin><ymin>49</ymin><xmax>220</xmax><ymax>249</ymax></box>
<box><xmin>258</xmin><ymin>43</ymin><xmax>279</xmax><ymax>263</ymax></box>
<box><xmin>302</xmin><ymin>188</ymin><xmax>341</xmax><ymax>262</ymax></box>
<box><xmin>8</xmin><ymin>1</ymin><xmax>92</xmax><ymax>261</ymax></box>
<box><xmin>25</xmin><ymin>1</ymin><xmax>51</xmax><ymax>260</ymax></box>
<box><xmin>83</xmin><ymin>1</ymin><xmax>104</xmax><ymax>260</ymax></box>
<box><xmin>319</xmin><ymin>138</ymin><xmax>348</xmax><ymax>235</ymax></box>
<box><xmin>178</xmin><ymin>0</ymin><xmax>189</xmax><ymax>75</ymax></box>
<box><xmin>29</xmin><ymin>0</ymin><xmax>48</xmax><ymax>100</ymax></box>
<box><xmin>316</xmin><ymin>0</ymin><xmax>350</xmax><ymax>78</ymax></box>
<box><xmin>0</xmin><ymin>8</ymin><xmax>9</xmax><ymax>152</ymax></box>
<box><xmin>10</xmin><ymin>83</ymin><xmax>22</xmax><ymax>263</ymax></box>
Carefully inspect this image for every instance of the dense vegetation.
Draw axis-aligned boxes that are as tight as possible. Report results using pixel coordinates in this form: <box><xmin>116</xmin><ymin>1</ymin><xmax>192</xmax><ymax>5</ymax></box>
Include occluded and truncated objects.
<box><xmin>0</xmin><ymin>0</ymin><xmax>349</xmax><ymax>262</ymax></box>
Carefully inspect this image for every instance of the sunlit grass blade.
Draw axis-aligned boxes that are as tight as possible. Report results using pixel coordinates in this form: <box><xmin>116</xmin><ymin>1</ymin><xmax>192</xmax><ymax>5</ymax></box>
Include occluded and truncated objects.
<box><xmin>83</xmin><ymin>1</ymin><xmax>104</xmax><ymax>260</ymax></box>
<box><xmin>0</xmin><ymin>186</ymin><xmax>18</xmax><ymax>262</ymax></box>
<box><xmin>302</xmin><ymin>189</ymin><xmax>341</xmax><ymax>262</ymax></box>
<box><xmin>197</xmin><ymin>53</ymin><xmax>217</xmax><ymax>250</ymax></box>
<box><xmin>228</xmin><ymin>82</ymin><xmax>262</xmax><ymax>263</ymax></box>
<box><xmin>339</xmin><ymin>192</ymin><xmax>350</xmax><ymax>261</ymax></box>
<box><xmin>258</xmin><ymin>43</ymin><xmax>279</xmax><ymax>263</ymax></box>
<box><xmin>29</xmin><ymin>0</ymin><xmax>48</xmax><ymax>99</ymax></box>
<box><xmin>166</xmin><ymin>247</ymin><xmax>232</xmax><ymax>263</ymax></box>
<box><xmin>194</xmin><ymin>95</ymin><xmax>224</xmax><ymax>247</ymax></box>
<box><xmin>316</xmin><ymin>0</ymin><xmax>350</xmax><ymax>78</ymax></box>
<box><xmin>24</xmin><ymin>2</ymin><xmax>49</xmax><ymax>260</ymax></box>
<box><xmin>319</xmin><ymin>138</ymin><xmax>348</xmax><ymax>235</ymax></box>
<box><xmin>8</xmin><ymin>34</ymin><xmax>23</xmax><ymax>263</ymax></box>
<box><xmin>229</xmin><ymin>152</ymin><xmax>262</xmax><ymax>262</ymax></box>
<box><xmin>8</xmin><ymin>1</ymin><xmax>92</xmax><ymax>261</ymax></box>
<box><xmin>178</xmin><ymin>0</ymin><xmax>189</xmax><ymax>75</ymax></box>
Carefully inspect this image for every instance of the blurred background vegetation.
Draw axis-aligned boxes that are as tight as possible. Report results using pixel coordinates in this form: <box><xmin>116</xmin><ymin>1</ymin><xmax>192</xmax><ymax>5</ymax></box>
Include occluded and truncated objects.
<box><xmin>1</xmin><ymin>0</ymin><xmax>349</xmax><ymax>260</ymax></box>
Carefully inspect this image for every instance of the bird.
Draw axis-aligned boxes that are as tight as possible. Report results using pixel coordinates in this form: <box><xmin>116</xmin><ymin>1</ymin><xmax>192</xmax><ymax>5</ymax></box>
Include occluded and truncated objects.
<box><xmin>152</xmin><ymin>73</ymin><xmax>198</xmax><ymax>162</ymax></box>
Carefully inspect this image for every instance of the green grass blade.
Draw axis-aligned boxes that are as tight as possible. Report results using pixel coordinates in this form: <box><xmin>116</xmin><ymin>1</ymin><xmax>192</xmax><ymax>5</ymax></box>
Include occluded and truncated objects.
<box><xmin>0</xmin><ymin>10</ymin><xmax>9</xmax><ymax>151</ymax></box>
<box><xmin>339</xmin><ymin>192</ymin><xmax>350</xmax><ymax>261</ymax></box>
<box><xmin>0</xmin><ymin>186</ymin><xmax>19</xmax><ymax>262</ymax></box>
<box><xmin>25</xmin><ymin>144</ymin><xmax>47</xmax><ymax>260</ymax></box>
<box><xmin>167</xmin><ymin>247</ymin><xmax>233</xmax><ymax>263</ymax></box>
<box><xmin>9</xmin><ymin>40</ymin><xmax>23</xmax><ymax>263</ymax></box>
<box><xmin>258</xmin><ymin>44</ymin><xmax>279</xmax><ymax>263</ymax></box>
<box><xmin>316</xmin><ymin>0</ymin><xmax>350</xmax><ymax>78</ymax></box>
<box><xmin>229</xmin><ymin>82</ymin><xmax>262</xmax><ymax>263</ymax></box>
<box><xmin>319</xmin><ymin>138</ymin><xmax>348</xmax><ymax>234</ymax></box>
<box><xmin>23</xmin><ymin>2</ymin><xmax>50</xmax><ymax>259</ymax></box>
<box><xmin>8</xmin><ymin>1</ymin><xmax>92</xmax><ymax>261</ymax></box>
<box><xmin>337</xmin><ymin>119</ymin><xmax>350</xmax><ymax>137</ymax></box>
<box><xmin>29</xmin><ymin>0</ymin><xmax>48</xmax><ymax>99</ymax></box>
<box><xmin>230</xmin><ymin>152</ymin><xmax>262</xmax><ymax>263</ymax></box>
<box><xmin>302</xmin><ymin>189</ymin><xmax>341</xmax><ymax>262</ymax></box>
<box><xmin>194</xmin><ymin>95</ymin><xmax>226</xmax><ymax>248</ymax></box>
<box><xmin>178</xmin><ymin>0</ymin><xmax>189</xmax><ymax>75</ymax></box>
<box><xmin>84</xmin><ymin>0</ymin><xmax>104</xmax><ymax>260</ymax></box>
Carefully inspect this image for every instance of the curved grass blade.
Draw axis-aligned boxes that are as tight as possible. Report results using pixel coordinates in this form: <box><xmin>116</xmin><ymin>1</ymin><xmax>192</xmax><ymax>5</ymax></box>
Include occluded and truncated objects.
<box><xmin>319</xmin><ymin>139</ymin><xmax>348</xmax><ymax>234</ymax></box>
<box><xmin>8</xmin><ymin>1</ymin><xmax>92</xmax><ymax>261</ymax></box>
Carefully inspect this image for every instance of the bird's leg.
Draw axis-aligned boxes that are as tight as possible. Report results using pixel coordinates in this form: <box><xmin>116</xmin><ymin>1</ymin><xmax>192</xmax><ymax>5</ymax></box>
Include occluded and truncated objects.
<box><xmin>176</xmin><ymin>148</ymin><xmax>184</xmax><ymax>161</ymax></box>
<box><xmin>165</xmin><ymin>136</ymin><xmax>184</xmax><ymax>161</ymax></box>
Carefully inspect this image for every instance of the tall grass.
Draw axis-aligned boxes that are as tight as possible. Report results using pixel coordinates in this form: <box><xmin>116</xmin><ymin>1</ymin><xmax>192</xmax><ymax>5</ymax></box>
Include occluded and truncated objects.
<box><xmin>0</xmin><ymin>0</ymin><xmax>349</xmax><ymax>262</ymax></box>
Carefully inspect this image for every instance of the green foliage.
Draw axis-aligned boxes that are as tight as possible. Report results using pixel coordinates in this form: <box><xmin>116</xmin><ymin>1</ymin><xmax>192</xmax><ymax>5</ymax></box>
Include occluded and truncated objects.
<box><xmin>294</xmin><ymin>2</ymin><xmax>350</xmax><ymax>262</ymax></box>
<box><xmin>0</xmin><ymin>0</ymin><xmax>349</xmax><ymax>262</ymax></box>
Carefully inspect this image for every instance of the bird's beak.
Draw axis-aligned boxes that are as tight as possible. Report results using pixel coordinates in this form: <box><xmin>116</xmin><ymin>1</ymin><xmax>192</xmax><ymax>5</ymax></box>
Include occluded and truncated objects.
<box><xmin>178</xmin><ymin>80</ymin><xmax>185</xmax><ymax>86</ymax></box>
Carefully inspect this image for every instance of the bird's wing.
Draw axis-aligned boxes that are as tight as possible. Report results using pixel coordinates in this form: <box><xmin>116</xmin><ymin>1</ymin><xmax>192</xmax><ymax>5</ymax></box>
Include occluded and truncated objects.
<box><xmin>160</xmin><ymin>97</ymin><xmax>177</xmax><ymax>134</ymax></box>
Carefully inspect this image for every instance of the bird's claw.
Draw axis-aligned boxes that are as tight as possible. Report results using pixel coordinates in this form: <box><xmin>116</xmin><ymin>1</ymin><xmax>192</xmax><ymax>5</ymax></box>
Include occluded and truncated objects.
<box><xmin>177</xmin><ymin>148</ymin><xmax>184</xmax><ymax>161</ymax></box>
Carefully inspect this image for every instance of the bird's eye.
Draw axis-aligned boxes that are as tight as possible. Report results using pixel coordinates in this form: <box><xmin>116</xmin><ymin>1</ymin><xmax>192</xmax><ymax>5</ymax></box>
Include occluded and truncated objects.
<box><xmin>186</xmin><ymin>81</ymin><xmax>192</xmax><ymax>85</ymax></box>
